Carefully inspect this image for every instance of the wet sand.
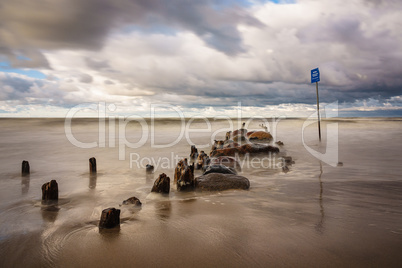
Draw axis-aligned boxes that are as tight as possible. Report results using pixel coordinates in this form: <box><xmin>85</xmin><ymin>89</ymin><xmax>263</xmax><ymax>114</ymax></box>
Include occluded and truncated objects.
<box><xmin>0</xmin><ymin>118</ymin><xmax>401</xmax><ymax>267</ymax></box>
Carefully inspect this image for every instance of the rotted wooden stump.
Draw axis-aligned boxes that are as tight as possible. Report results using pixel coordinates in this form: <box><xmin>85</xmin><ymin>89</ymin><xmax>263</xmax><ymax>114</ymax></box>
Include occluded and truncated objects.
<box><xmin>89</xmin><ymin>157</ymin><xmax>97</xmax><ymax>174</ymax></box>
<box><xmin>146</xmin><ymin>164</ymin><xmax>154</xmax><ymax>174</ymax></box>
<box><xmin>99</xmin><ymin>208</ymin><xmax>120</xmax><ymax>229</ymax></box>
<box><xmin>41</xmin><ymin>180</ymin><xmax>58</xmax><ymax>201</ymax></box>
<box><xmin>151</xmin><ymin>173</ymin><xmax>170</xmax><ymax>194</ymax></box>
<box><xmin>21</xmin><ymin>160</ymin><xmax>30</xmax><ymax>176</ymax></box>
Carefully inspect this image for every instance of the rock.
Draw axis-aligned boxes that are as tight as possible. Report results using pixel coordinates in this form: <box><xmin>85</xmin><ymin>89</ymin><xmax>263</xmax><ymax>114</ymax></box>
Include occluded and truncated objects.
<box><xmin>248</xmin><ymin>131</ymin><xmax>273</xmax><ymax>141</ymax></box>
<box><xmin>122</xmin><ymin>196</ymin><xmax>142</xmax><ymax>206</ymax></box>
<box><xmin>99</xmin><ymin>208</ymin><xmax>120</xmax><ymax>229</ymax></box>
<box><xmin>151</xmin><ymin>173</ymin><xmax>170</xmax><ymax>194</ymax></box>
<box><xmin>225</xmin><ymin>131</ymin><xmax>232</xmax><ymax>141</ymax></box>
<box><xmin>233</xmin><ymin>134</ymin><xmax>247</xmax><ymax>142</ymax></box>
<box><xmin>89</xmin><ymin>157</ymin><xmax>97</xmax><ymax>174</ymax></box>
<box><xmin>174</xmin><ymin>159</ymin><xmax>195</xmax><ymax>191</ymax></box>
<box><xmin>210</xmin><ymin>147</ymin><xmax>240</xmax><ymax>157</ymax></box>
<box><xmin>211</xmin><ymin>140</ymin><xmax>224</xmax><ymax>151</ymax></box>
<box><xmin>195</xmin><ymin>173</ymin><xmax>250</xmax><ymax>191</ymax></box>
<box><xmin>246</xmin><ymin>131</ymin><xmax>256</xmax><ymax>137</ymax></box>
<box><xmin>146</xmin><ymin>164</ymin><xmax>154</xmax><ymax>174</ymax></box>
<box><xmin>41</xmin><ymin>180</ymin><xmax>58</xmax><ymax>201</ymax></box>
<box><xmin>21</xmin><ymin>160</ymin><xmax>30</xmax><ymax>176</ymax></box>
<box><xmin>239</xmin><ymin>144</ymin><xmax>279</xmax><ymax>154</ymax></box>
<box><xmin>281</xmin><ymin>156</ymin><xmax>294</xmax><ymax>165</ymax></box>
<box><xmin>209</xmin><ymin>156</ymin><xmax>241</xmax><ymax>171</ymax></box>
<box><xmin>211</xmin><ymin>144</ymin><xmax>279</xmax><ymax>157</ymax></box>
<box><xmin>282</xmin><ymin>165</ymin><xmax>290</xmax><ymax>173</ymax></box>
<box><xmin>203</xmin><ymin>164</ymin><xmax>237</xmax><ymax>175</ymax></box>
<box><xmin>232</xmin><ymin>128</ymin><xmax>247</xmax><ymax>137</ymax></box>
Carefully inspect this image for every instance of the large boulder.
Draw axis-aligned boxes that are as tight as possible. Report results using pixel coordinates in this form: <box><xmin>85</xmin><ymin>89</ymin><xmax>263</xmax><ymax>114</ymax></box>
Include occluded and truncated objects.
<box><xmin>211</xmin><ymin>144</ymin><xmax>279</xmax><ymax>157</ymax></box>
<box><xmin>151</xmin><ymin>173</ymin><xmax>170</xmax><ymax>194</ymax></box>
<box><xmin>209</xmin><ymin>156</ymin><xmax>241</xmax><ymax>171</ymax></box>
<box><xmin>195</xmin><ymin>173</ymin><xmax>250</xmax><ymax>191</ymax></box>
<box><xmin>239</xmin><ymin>144</ymin><xmax>279</xmax><ymax>154</ymax></box>
<box><xmin>248</xmin><ymin>131</ymin><xmax>273</xmax><ymax>141</ymax></box>
<box><xmin>203</xmin><ymin>164</ymin><xmax>237</xmax><ymax>175</ymax></box>
<box><xmin>210</xmin><ymin>147</ymin><xmax>240</xmax><ymax>157</ymax></box>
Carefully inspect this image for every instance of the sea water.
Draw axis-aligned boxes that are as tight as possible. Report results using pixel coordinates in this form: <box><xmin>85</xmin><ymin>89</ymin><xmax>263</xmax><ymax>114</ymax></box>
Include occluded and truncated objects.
<box><xmin>0</xmin><ymin>117</ymin><xmax>401</xmax><ymax>267</ymax></box>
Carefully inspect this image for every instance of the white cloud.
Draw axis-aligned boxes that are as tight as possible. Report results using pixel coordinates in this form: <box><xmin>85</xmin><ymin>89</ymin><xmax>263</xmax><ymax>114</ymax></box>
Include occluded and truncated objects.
<box><xmin>1</xmin><ymin>0</ymin><xmax>402</xmax><ymax>117</ymax></box>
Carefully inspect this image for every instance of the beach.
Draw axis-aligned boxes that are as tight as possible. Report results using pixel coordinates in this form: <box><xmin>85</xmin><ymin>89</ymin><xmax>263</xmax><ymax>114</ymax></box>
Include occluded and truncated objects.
<box><xmin>0</xmin><ymin>117</ymin><xmax>401</xmax><ymax>267</ymax></box>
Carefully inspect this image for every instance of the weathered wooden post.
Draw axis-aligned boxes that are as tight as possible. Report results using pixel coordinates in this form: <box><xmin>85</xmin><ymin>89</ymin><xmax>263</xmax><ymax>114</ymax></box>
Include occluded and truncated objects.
<box><xmin>99</xmin><ymin>208</ymin><xmax>120</xmax><ymax>229</ymax></box>
<box><xmin>42</xmin><ymin>180</ymin><xmax>58</xmax><ymax>201</ymax></box>
<box><xmin>151</xmin><ymin>173</ymin><xmax>170</xmax><ymax>194</ymax></box>
<box><xmin>21</xmin><ymin>160</ymin><xmax>30</xmax><ymax>176</ymax></box>
<box><xmin>89</xmin><ymin>157</ymin><xmax>97</xmax><ymax>174</ymax></box>
<box><xmin>146</xmin><ymin>164</ymin><xmax>154</xmax><ymax>174</ymax></box>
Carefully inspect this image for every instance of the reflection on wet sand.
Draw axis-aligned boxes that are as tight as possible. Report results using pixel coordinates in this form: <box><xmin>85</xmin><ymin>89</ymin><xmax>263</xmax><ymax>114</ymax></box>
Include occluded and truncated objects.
<box><xmin>21</xmin><ymin>175</ymin><xmax>30</xmax><ymax>195</ymax></box>
<box><xmin>155</xmin><ymin>200</ymin><xmax>172</xmax><ymax>220</ymax></box>
<box><xmin>315</xmin><ymin>161</ymin><xmax>325</xmax><ymax>233</ymax></box>
<box><xmin>89</xmin><ymin>173</ymin><xmax>97</xmax><ymax>189</ymax></box>
<box><xmin>146</xmin><ymin>173</ymin><xmax>154</xmax><ymax>182</ymax></box>
<box><xmin>41</xmin><ymin>203</ymin><xmax>60</xmax><ymax>223</ymax></box>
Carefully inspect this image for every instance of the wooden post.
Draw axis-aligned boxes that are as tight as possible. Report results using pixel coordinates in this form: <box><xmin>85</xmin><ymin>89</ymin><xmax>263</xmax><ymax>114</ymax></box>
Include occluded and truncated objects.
<box><xmin>21</xmin><ymin>160</ymin><xmax>30</xmax><ymax>176</ymax></box>
<box><xmin>42</xmin><ymin>180</ymin><xmax>58</xmax><ymax>201</ymax></box>
<box><xmin>99</xmin><ymin>208</ymin><xmax>120</xmax><ymax>229</ymax></box>
<box><xmin>89</xmin><ymin>157</ymin><xmax>97</xmax><ymax>174</ymax></box>
<box><xmin>316</xmin><ymin>81</ymin><xmax>321</xmax><ymax>142</ymax></box>
<box><xmin>151</xmin><ymin>173</ymin><xmax>170</xmax><ymax>194</ymax></box>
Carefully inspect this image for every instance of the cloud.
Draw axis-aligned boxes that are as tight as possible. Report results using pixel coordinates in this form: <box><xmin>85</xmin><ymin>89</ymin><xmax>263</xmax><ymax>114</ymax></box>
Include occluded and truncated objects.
<box><xmin>0</xmin><ymin>0</ymin><xmax>402</xmax><ymax>117</ymax></box>
<box><xmin>0</xmin><ymin>0</ymin><xmax>262</xmax><ymax>69</ymax></box>
<box><xmin>79</xmin><ymin>73</ymin><xmax>93</xmax><ymax>83</ymax></box>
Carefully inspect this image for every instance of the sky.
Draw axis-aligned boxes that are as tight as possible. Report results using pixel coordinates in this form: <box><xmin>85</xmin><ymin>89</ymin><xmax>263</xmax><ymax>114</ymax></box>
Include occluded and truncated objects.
<box><xmin>0</xmin><ymin>0</ymin><xmax>401</xmax><ymax>118</ymax></box>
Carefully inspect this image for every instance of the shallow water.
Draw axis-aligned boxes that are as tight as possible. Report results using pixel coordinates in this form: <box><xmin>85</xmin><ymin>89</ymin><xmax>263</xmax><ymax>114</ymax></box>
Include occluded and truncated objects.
<box><xmin>0</xmin><ymin>117</ymin><xmax>401</xmax><ymax>267</ymax></box>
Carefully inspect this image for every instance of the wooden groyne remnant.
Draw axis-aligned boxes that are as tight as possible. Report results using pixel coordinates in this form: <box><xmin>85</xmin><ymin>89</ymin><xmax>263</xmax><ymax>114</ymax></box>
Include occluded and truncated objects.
<box><xmin>99</xmin><ymin>208</ymin><xmax>120</xmax><ymax>229</ymax></box>
<box><xmin>151</xmin><ymin>173</ymin><xmax>170</xmax><ymax>194</ymax></box>
<box><xmin>89</xmin><ymin>157</ymin><xmax>97</xmax><ymax>174</ymax></box>
<box><xmin>41</xmin><ymin>180</ymin><xmax>58</xmax><ymax>201</ymax></box>
<box><xmin>21</xmin><ymin>160</ymin><xmax>30</xmax><ymax>176</ymax></box>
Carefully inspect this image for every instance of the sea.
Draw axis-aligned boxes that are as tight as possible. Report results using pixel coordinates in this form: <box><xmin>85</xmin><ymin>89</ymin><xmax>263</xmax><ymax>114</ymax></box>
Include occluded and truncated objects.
<box><xmin>0</xmin><ymin>117</ymin><xmax>401</xmax><ymax>267</ymax></box>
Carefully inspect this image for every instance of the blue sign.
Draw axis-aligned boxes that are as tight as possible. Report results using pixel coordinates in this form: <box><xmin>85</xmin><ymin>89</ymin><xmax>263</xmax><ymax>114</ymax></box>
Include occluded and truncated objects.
<box><xmin>311</xmin><ymin>68</ymin><xmax>320</xmax><ymax>83</ymax></box>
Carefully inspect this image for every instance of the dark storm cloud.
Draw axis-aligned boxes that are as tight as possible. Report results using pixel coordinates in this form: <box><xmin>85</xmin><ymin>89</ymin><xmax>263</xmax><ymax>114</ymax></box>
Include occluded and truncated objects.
<box><xmin>78</xmin><ymin>73</ymin><xmax>93</xmax><ymax>83</ymax></box>
<box><xmin>0</xmin><ymin>75</ymin><xmax>33</xmax><ymax>94</ymax></box>
<box><xmin>0</xmin><ymin>0</ymin><xmax>262</xmax><ymax>68</ymax></box>
<box><xmin>85</xmin><ymin>58</ymin><xmax>110</xmax><ymax>70</ymax></box>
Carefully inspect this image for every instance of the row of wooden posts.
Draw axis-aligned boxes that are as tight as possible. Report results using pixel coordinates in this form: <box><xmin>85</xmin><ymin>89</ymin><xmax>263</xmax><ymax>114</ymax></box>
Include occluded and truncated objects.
<box><xmin>22</xmin><ymin>157</ymin><xmax>122</xmax><ymax>229</ymax></box>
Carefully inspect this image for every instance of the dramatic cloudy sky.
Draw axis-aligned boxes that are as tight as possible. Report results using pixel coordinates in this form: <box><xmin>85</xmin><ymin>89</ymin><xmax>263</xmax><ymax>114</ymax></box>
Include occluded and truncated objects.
<box><xmin>0</xmin><ymin>0</ymin><xmax>401</xmax><ymax>117</ymax></box>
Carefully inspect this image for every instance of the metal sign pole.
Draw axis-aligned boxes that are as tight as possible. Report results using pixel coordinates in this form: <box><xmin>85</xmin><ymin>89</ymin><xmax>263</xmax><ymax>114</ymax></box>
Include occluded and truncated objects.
<box><xmin>311</xmin><ymin>67</ymin><xmax>321</xmax><ymax>142</ymax></box>
<box><xmin>316</xmin><ymin>81</ymin><xmax>321</xmax><ymax>141</ymax></box>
